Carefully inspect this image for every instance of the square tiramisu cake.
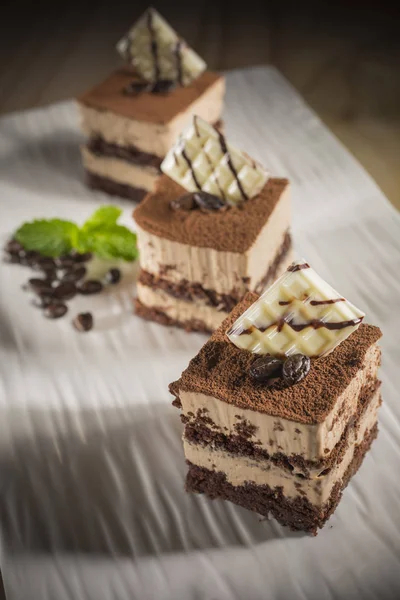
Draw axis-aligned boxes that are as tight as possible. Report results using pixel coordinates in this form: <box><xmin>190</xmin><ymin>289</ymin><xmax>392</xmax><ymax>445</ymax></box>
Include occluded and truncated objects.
<box><xmin>133</xmin><ymin>116</ymin><xmax>292</xmax><ymax>333</ymax></box>
<box><xmin>77</xmin><ymin>8</ymin><xmax>225</xmax><ymax>202</ymax></box>
<box><xmin>170</xmin><ymin>261</ymin><xmax>382</xmax><ymax>534</ymax></box>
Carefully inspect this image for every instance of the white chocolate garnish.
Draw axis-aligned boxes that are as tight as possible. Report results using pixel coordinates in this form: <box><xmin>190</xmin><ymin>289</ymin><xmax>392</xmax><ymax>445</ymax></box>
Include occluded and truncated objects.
<box><xmin>117</xmin><ymin>8</ymin><xmax>206</xmax><ymax>86</ymax></box>
<box><xmin>227</xmin><ymin>260</ymin><xmax>365</xmax><ymax>358</ymax></box>
<box><xmin>161</xmin><ymin>116</ymin><xmax>269</xmax><ymax>204</ymax></box>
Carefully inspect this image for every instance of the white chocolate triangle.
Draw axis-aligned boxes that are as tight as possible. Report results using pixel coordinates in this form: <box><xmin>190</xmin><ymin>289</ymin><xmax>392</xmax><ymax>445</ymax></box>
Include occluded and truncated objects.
<box><xmin>161</xmin><ymin>116</ymin><xmax>269</xmax><ymax>204</ymax></box>
<box><xmin>227</xmin><ymin>260</ymin><xmax>365</xmax><ymax>358</ymax></box>
<box><xmin>117</xmin><ymin>8</ymin><xmax>206</xmax><ymax>86</ymax></box>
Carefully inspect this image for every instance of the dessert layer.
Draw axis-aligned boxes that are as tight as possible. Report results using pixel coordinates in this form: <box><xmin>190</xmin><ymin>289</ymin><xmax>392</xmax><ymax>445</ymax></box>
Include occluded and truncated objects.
<box><xmin>182</xmin><ymin>380</ymin><xmax>381</xmax><ymax>474</ymax></box>
<box><xmin>87</xmin><ymin>137</ymin><xmax>163</xmax><ymax>169</ymax></box>
<box><xmin>137</xmin><ymin>232</ymin><xmax>291</xmax><ymax>312</ymax></box>
<box><xmin>135</xmin><ymin>298</ymin><xmax>211</xmax><ymax>333</ymax></box>
<box><xmin>82</xmin><ymin>146</ymin><xmax>158</xmax><ymax>192</ymax></box>
<box><xmin>138</xmin><ymin>269</ymin><xmax>240</xmax><ymax>313</ymax></box>
<box><xmin>175</xmin><ymin>343</ymin><xmax>380</xmax><ymax>462</ymax></box>
<box><xmin>186</xmin><ymin>423</ymin><xmax>378</xmax><ymax>535</ymax></box>
<box><xmin>170</xmin><ymin>292</ymin><xmax>382</xmax><ymax>425</ymax></box>
<box><xmin>78</xmin><ymin>70</ymin><xmax>225</xmax><ymax>156</ymax></box>
<box><xmin>183</xmin><ymin>383</ymin><xmax>380</xmax><ymax>503</ymax></box>
<box><xmin>86</xmin><ymin>172</ymin><xmax>147</xmax><ymax>202</ymax></box>
<box><xmin>136</xmin><ymin>284</ymin><xmax>226</xmax><ymax>332</ymax></box>
<box><xmin>135</xmin><ymin>238</ymin><xmax>293</xmax><ymax>333</ymax></box>
<box><xmin>85</xmin><ymin>118</ymin><xmax>223</xmax><ymax>170</ymax></box>
<box><xmin>134</xmin><ymin>176</ymin><xmax>289</xmax><ymax>253</ymax></box>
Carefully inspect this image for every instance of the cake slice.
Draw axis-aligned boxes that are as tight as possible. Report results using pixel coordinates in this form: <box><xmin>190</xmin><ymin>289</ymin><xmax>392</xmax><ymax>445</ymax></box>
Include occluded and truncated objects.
<box><xmin>170</xmin><ymin>262</ymin><xmax>382</xmax><ymax>534</ymax></box>
<box><xmin>77</xmin><ymin>8</ymin><xmax>225</xmax><ymax>202</ymax></box>
<box><xmin>133</xmin><ymin>116</ymin><xmax>292</xmax><ymax>333</ymax></box>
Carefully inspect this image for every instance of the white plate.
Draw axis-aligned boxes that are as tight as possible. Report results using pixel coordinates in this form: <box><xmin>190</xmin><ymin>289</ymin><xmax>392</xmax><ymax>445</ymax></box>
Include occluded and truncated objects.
<box><xmin>0</xmin><ymin>67</ymin><xmax>400</xmax><ymax>600</ymax></box>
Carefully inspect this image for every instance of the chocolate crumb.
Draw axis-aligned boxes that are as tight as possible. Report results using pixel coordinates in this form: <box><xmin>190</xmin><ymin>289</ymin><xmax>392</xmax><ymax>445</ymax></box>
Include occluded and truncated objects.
<box><xmin>234</xmin><ymin>419</ymin><xmax>258</xmax><ymax>439</ymax></box>
<box><xmin>172</xmin><ymin>398</ymin><xmax>182</xmax><ymax>409</ymax></box>
<box><xmin>159</xmin><ymin>264</ymin><xmax>176</xmax><ymax>277</ymax></box>
<box><xmin>273</xmin><ymin>421</ymin><xmax>285</xmax><ymax>432</ymax></box>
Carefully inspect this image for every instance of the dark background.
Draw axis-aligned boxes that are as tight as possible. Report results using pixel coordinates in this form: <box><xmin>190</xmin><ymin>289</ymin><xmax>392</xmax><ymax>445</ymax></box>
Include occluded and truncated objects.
<box><xmin>1</xmin><ymin>0</ymin><xmax>399</xmax><ymax>208</ymax></box>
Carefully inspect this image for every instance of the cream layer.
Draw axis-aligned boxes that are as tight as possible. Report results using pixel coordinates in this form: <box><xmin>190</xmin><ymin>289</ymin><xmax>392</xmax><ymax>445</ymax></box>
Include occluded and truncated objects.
<box><xmin>137</xmin><ymin>283</ymin><xmax>226</xmax><ymax>331</ymax></box>
<box><xmin>136</xmin><ymin>186</ymin><xmax>291</xmax><ymax>296</ymax></box>
<box><xmin>183</xmin><ymin>386</ymin><xmax>380</xmax><ymax>506</ymax></box>
<box><xmin>136</xmin><ymin>246</ymin><xmax>292</xmax><ymax>333</ymax></box>
<box><xmin>179</xmin><ymin>343</ymin><xmax>380</xmax><ymax>462</ymax></box>
<box><xmin>78</xmin><ymin>76</ymin><xmax>225</xmax><ymax>157</ymax></box>
<box><xmin>82</xmin><ymin>146</ymin><xmax>159</xmax><ymax>191</ymax></box>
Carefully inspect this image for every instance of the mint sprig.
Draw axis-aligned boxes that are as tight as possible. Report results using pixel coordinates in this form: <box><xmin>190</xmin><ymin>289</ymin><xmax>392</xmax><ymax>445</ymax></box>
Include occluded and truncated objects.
<box><xmin>14</xmin><ymin>206</ymin><xmax>138</xmax><ymax>261</ymax></box>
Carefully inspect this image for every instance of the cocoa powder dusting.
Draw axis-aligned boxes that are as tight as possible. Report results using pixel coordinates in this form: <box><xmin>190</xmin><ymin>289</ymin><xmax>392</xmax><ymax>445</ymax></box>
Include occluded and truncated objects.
<box><xmin>171</xmin><ymin>293</ymin><xmax>382</xmax><ymax>425</ymax></box>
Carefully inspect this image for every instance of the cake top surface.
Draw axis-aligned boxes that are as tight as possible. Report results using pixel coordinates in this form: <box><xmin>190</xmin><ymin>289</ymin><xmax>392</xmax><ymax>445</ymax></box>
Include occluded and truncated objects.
<box><xmin>116</xmin><ymin>8</ymin><xmax>206</xmax><ymax>87</ymax></box>
<box><xmin>133</xmin><ymin>175</ymin><xmax>288</xmax><ymax>252</ymax></box>
<box><xmin>78</xmin><ymin>69</ymin><xmax>222</xmax><ymax>124</ymax></box>
<box><xmin>170</xmin><ymin>293</ymin><xmax>382</xmax><ymax>424</ymax></box>
<box><xmin>160</xmin><ymin>116</ymin><xmax>269</xmax><ymax>205</ymax></box>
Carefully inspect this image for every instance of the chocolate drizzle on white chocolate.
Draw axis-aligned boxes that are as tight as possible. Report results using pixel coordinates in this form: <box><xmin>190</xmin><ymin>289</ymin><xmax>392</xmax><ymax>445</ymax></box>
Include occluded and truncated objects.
<box><xmin>161</xmin><ymin>116</ymin><xmax>268</xmax><ymax>204</ymax></box>
<box><xmin>116</xmin><ymin>8</ymin><xmax>206</xmax><ymax>89</ymax></box>
<box><xmin>217</xmin><ymin>129</ymin><xmax>248</xmax><ymax>200</ymax></box>
<box><xmin>195</xmin><ymin>117</ymin><xmax>226</xmax><ymax>200</ymax></box>
<box><xmin>147</xmin><ymin>9</ymin><xmax>160</xmax><ymax>82</ymax></box>
<box><xmin>233</xmin><ymin>315</ymin><xmax>364</xmax><ymax>338</ymax></box>
<box><xmin>226</xmin><ymin>260</ymin><xmax>366</xmax><ymax>358</ymax></box>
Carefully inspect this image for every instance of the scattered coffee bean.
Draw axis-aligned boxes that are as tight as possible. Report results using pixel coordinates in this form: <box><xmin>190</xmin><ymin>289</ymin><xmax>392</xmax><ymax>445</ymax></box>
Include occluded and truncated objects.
<box><xmin>20</xmin><ymin>250</ymin><xmax>40</xmax><ymax>266</ymax></box>
<box><xmin>71</xmin><ymin>251</ymin><xmax>92</xmax><ymax>263</ymax></box>
<box><xmin>34</xmin><ymin>256</ymin><xmax>56</xmax><ymax>272</ymax></box>
<box><xmin>4</xmin><ymin>253</ymin><xmax>21</xmax><ymax>264</ymax></box>
<box><xmin>5</xmin><ymin>240</ymin><xmax>23</xmax><ymax>255</ymax></box>
<box><xmin>55</xmin><ymin>254</ymin><xmax>75</xmax><ymax>269</ymax></box>
<box><xmin>193</xmin><ymin>191</ymin><xmax>227</xmax><ymax>212</ymax></box>
<box><xmin>52</xmin><ymin>282</ymin><xmax>77</xmax><ymax>301</ymax></box>
<box><xmin>28</xmin><ymin>278</ymin><xmax>54</xmax><ymax>295</ymax></box>
<box><xmin>105</xmin><ymin>268</ymin><xmax>121</xmax><ymax>284</ymax></box>
<box><xmin>78</xmin><ymin>280</ymin><xmax>103</xmax><ymax>295</ymax></box>
<box><xmin>60</xmin><ymin>266</ymin><xmax>87</xmax><ymax>283</ymax></box>
<box><xmin>170</xmin><ymin>194</ymin><xmax>196</xmax><ymax>211</ymax></box>
<box><xmin>44</xmin><ymin>302</ymin><xmax>68</xmax><ymax>319</ymax></box>
<box><xmin>249</xmin><ymin>356</ymin><xmax>283</xmax><ymax>383</ymax></box>
<box><xmin>152</xmin><ymin>79</ymin><xmax>176</xmax><ymax>94</ymax></box>
<box><xmin>32</xmin><ymin>295</ymin><xmax>53</xmax><ymax>309</ymax></box>
<box><xmin>73</xmin><ymin>312</ymin><xmax>93</xmax><ymax>332</ymax></box>
<box><xmin>282</xmin><ymin>354</ymin><xmax>311</xmax><ymax>386</ymax></box>
<box><xmin>44</xmin><ymin>270</ymin><xmax>58</xmax><ymax>283</ymax></box>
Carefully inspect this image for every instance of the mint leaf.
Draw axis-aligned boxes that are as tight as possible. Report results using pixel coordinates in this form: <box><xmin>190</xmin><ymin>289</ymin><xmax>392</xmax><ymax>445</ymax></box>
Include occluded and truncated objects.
<box><xmin>14</xmin><ymin>219</ymin><xmax>79</xmax><ymax>257</ymax></box>
<box><xmin>12</xmin><ymin>206</ymin><xmax>138</xmax><ymax>262</ymax></box>
<box><xmin>79</xmin><ymin>225</ymin><xmax>138</xmax><ymax>261</ymax></box>
<box><xmin>82</xmin><ymin>206</ymin><xmax>122</xmax><ymax>231</ymax></box>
